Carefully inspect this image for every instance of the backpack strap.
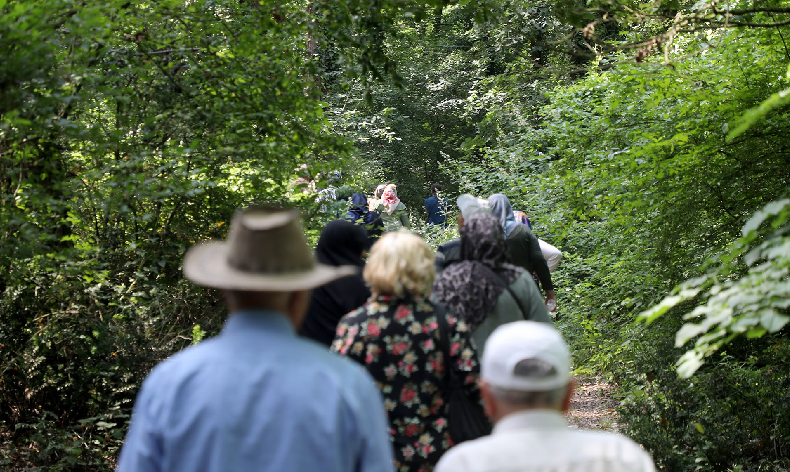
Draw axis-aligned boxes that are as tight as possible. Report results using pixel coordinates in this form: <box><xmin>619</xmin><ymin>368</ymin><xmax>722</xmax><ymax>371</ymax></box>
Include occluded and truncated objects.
<box><xmin>478</xmin><ymin>264</ymin><xmax>531</xmax><ymax>321</ymax></box>
<box><xmin>502</xmin><ymin>283</ymin><xmax>530</xmax><ymax>321</ymax></box>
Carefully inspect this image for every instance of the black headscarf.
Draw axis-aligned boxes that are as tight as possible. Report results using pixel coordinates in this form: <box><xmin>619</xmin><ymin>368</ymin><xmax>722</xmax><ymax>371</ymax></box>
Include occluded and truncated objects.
<box><xmin>344</xmin><ymin>192</ymin><xmax>384</xmax><ymax>249</ymax></box>
<box><xmin>432</xmin><ymin>213</ymin><xmax>524</xmax><ymax>331</ymax></box>
<box><xmin>299</xmin><ymin>220</ymin><xmax>371</xmax><ymax>347</ymax></box>
<box><xmin>344</xmin><ymin>193</ymin><xmax>376</xmax><ymax>225</ymax></box>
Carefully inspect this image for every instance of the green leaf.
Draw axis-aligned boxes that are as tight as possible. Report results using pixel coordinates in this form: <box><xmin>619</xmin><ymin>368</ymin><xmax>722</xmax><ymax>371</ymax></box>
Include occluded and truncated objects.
<box><xmin>728</xmin><ymin>87</ymin><xmax>790</xmax><ymax>143</ymax></box>
<box><xmin>745</xmin><ymin>326</ymin><xmax>767</xmax><ymax>339</ymax></box>
<box><xmin>759</xmin><ymin>309</ymin><xmax>790</xmax><ymax>333</ymax></box>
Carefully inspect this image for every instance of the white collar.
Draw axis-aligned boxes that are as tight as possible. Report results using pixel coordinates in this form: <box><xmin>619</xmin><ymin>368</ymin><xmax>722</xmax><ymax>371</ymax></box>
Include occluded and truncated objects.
<box><xmin>493</xmin><ymin>409</ymin><xmax>568</xmax><ymax>434</ymax></box>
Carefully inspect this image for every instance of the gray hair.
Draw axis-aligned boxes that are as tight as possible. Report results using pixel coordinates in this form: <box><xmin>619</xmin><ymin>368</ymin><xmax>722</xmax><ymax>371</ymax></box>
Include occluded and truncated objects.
<box><xmin>489</xmin><ymin>358</ymin><xmax>568</xmax><ymax>409</ymax></box>
<box><xmin>489</xmin><ymin>385</ymin><xmax>568</xmax><ymax>409</ymax></box>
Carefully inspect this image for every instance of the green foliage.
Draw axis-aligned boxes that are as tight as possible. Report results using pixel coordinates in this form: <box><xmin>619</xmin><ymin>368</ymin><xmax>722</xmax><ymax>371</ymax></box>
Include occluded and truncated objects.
<box><xmin>0</xmin><ymin>0</ymin><xmax>416</xmax><ymax>468</ymax></box>
<box><xmin>526</xmin><ymin>25</ymin><xmax>790</xmax><ymax>471</ymax></box>
<box><xmin>639</xmin><ymin>199</ymin><xmax>790</xmax><ymax>378</ymax></box>
<box><xmin>728</xmin><ymin>65</ymin><xmax>790</xmax><ymax>142</ymax></box>
<box><xmin>3</xmin><ymin>0</ymin><xmax>790</xmax><ymax>469</ymax></box>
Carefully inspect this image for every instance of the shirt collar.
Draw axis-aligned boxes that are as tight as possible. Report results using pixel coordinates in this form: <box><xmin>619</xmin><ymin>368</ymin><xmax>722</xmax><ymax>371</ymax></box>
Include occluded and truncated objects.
<box><xmin>493</xmin><ymin>409</ymin><xmax>568</xmax><ymax>434</ymax></box>
<box><xmin>222</xmin><ymin>309</ymin><xmax>296</xmax><ymax>337</ymax></box>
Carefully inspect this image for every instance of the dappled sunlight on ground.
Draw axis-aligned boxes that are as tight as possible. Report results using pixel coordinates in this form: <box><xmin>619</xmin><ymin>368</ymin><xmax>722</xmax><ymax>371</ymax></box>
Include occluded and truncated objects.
<box><xmin>566</xmin><ymin>377</ymin><xmax>619</xmax><ymax>432</ymax></box>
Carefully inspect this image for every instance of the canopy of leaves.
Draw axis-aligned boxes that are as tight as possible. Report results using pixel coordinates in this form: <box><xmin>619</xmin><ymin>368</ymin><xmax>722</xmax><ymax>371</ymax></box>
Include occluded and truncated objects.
<box><xmin>2</xmin><ymin>0</ymin><xmax>790</xmax><ymax>470</ymax></box>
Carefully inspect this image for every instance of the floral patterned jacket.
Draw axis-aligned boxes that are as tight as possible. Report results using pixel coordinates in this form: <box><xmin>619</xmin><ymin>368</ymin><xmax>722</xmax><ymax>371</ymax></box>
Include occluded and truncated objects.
<box><xmin>331</xmin><ymin>295</ymin><xmax>482</xmax><ymax>472</ymax></box>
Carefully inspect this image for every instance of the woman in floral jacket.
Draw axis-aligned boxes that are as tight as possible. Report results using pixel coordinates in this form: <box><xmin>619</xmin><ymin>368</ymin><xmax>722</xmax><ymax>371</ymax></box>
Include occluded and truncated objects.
<box><xmin>331</xmin><ymin>231</ymin><xmax>481</xmax><ymax>472</ymax></box>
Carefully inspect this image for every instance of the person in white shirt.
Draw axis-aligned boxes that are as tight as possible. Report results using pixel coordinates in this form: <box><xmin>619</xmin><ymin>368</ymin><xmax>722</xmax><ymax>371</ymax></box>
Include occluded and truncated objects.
<box><xmin>435</xmin><ymin>321</ymin><xmax>656</xmax><ymax>472</ymax></box>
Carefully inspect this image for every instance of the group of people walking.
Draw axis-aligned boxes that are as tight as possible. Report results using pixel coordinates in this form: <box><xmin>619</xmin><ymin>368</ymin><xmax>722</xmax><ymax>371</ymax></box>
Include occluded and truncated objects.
<box><xmin>117</xmin><ymin>198</ymin><xmax>656</xmax><ymax>472</ymax></box>
<box><xmin>342</xmin><ymin>182</ymin><xmax>411</xmax><ymax>248</ymax></box>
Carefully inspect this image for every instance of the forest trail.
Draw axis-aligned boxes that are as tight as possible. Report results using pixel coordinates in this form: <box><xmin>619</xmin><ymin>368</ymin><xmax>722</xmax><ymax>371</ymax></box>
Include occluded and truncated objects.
<box><xmin>566</xmin><ymin>377</ymin><xmax>619</xmax><ymax>432</ymax></box>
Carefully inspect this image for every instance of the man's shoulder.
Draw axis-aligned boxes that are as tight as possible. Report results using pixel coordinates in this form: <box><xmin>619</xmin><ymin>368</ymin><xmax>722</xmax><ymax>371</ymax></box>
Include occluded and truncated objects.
<box><xmin>435</xmin><ymin>435</ymin><xmax>500</xmax><ymax>472</ymax></box>
<box><xmin>146</xmin><ymin>332</ymin><xmax>373</xmax><ymax>391</ymax></box>
<box><xmin>144</xmin><ymin>337</ymin><xmax>220</xmax><ymax>380</ymax></box>
<box><xmin>438</xmin><ymin>429</ymin><xmax>654</xmax><ymax>472</ymax></box>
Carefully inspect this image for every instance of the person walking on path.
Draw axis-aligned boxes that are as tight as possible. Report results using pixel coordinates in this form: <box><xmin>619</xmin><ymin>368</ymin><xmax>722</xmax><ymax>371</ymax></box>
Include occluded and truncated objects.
<box><xmin>117</xmin><ymin>206</ymin><xmax>394</xmax><ymax>472</ymax></box>
<box><xmin>345</xmin><ymin>192</ymin><xmax>385</xmax><ymax>246</ymax></box>
<box><xmin>432</xmin><ymin>213</ymin><xmax>552</xmax><ymax>354</ymax></box>
<box><xmin>331</xmin><ymin>231</ymin><xmax>482</xmax><ymax>472</ymax></box>
<box><xmin>299</xmin><ymin>220</ymin><xmax>372</xmax><ymax>347</ymax></box>
<box><xmin>435</xmin><ymin>321</ymin><xmax>656</xmax><ymax>472</ymax></box>
<box><xmin>425</xmin><ymin>183</ymin><xmax>450</xmax><ymax>227</ymax></box>
<box><xmin>379</xmin><ymin>183</ymin><xmax>410</xmax><ymax>231</ymax></box>
<box><xmin>488</xmin><ymin>194</ymin><xmax>556</xmax><ymax>311</ymax></box>
<box><xmin>435</xmin><ymin>194</ymin><xmax>490</xmax><ymax>272</ymax></box>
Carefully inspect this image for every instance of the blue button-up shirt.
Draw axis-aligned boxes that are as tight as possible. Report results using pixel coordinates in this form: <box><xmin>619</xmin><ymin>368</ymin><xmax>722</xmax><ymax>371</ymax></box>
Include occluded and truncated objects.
<box><xmin>117</xmin><ymin>310</ymin><xmax>394</xmax><ymax>472</ymax></box>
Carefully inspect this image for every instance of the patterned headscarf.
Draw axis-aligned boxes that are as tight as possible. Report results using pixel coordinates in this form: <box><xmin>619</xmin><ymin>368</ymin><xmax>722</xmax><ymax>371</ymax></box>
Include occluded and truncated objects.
<box><xmin>513</xmin><ymin>210</ymin><xmax>532</xmax><ymax>229</ymax></box>
<box><xmin>381</xmin><ymin>184</ymin><xmax>401</xmax><ymax>215</ymax></box>
<box><xmin>432</xmin><ymin>213</ymin><xmax>524</xmax><ymax>331</ymax></box>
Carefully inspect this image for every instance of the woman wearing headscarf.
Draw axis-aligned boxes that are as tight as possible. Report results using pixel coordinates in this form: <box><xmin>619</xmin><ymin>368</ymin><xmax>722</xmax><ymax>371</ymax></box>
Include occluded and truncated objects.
<box><xmin>332</xmin><ymin>231</ymin><xmax>481</xmax><ymax>472</ymax></box>
<box><xmin>345</xmin><ymin>192</ymin><xmax>384</xmax><ymax>246</ymax></box>
<box><xmin>432</xmin><ymin>213</ymin><xmax>552</xmax><ymax>353</ymax></box>
<box><xmin>299</xmin><ymin>220</ymin><xmax>371</xmax><ymax>347</ymax></box>
<box><xmin>488</xmin><ymin>194</ymin><xmax>556</xmax><ymax>311</ymax></box>
<box><xmin>379</xmin><ymin>183</ymin><xmax>410</xmax><ymax>231</ymax></box>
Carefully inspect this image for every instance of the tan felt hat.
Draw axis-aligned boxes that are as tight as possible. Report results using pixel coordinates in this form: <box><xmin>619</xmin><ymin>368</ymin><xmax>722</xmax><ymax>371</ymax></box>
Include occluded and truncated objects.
<box><xmin>183</xmin><ymin>206</ymin><xmax>357</xmax><ymax>291</ymax></box>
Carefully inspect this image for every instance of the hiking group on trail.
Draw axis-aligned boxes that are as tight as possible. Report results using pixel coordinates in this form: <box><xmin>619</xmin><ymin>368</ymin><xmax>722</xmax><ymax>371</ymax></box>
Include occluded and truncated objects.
<box><xmin>116</xmin><ymin>183</ymin><xmax>655</xmax><ymax>472</ymax></box>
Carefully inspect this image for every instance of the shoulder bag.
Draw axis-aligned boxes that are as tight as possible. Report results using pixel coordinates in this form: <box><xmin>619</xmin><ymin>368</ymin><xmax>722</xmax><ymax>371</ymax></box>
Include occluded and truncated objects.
<box><xmin>434</xmin><ymin>303</ymin><xmax>492</xmax><ymax>444</ymax></box>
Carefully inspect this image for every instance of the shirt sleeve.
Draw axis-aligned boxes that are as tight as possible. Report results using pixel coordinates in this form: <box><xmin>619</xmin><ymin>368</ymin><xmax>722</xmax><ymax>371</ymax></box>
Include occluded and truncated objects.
<box><xmin>446</xmin><ymin>313</ymin><xmax>482</xmax><ymax>404</ymax></box>
<box><xmin>352</xmin><ymin>374</ymin><xmax>396</xmax><ymax>472</ymax></box>
<box><xmin>516</xmin><ymin>273</ymin><xmax>552</xmax><ymax>324</ymax></box>
<box><xmin>523</xmin><ymin>227</ymin><xmax>553</xmax><ymax>291</ymax></box>
<box><xmin>399</xmin><ymin>211</ymin><xmax>410</xmax><ymax>229</ymax></box>
<box><xmin>116</xmin><ymin>377</ymin><xmax>164</xmax><ymax>472</ymax></box>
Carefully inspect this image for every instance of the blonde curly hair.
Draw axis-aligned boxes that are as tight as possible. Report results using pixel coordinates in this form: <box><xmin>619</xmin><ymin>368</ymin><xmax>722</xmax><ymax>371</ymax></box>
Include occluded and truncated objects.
<box><xmin>364</xmin><ymin>231</ymin><xmax>435</xmax><ymax>298</ymax></box>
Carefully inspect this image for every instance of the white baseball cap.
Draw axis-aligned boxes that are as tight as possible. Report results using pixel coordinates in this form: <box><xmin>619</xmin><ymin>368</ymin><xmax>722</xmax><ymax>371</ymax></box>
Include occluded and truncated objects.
<box><xmin>457</xmin><ymin>194</ymin><xmax>491</xmax><ymax>219</ymax></box>
<box><xmin>482</xmin><ymin>321</ymin><xmax>571</xmax><ymax>391</ymax></box>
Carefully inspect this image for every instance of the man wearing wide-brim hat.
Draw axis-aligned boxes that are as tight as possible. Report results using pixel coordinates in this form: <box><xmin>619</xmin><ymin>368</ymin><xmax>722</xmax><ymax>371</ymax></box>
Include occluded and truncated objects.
<box><xmin>117</xmin><ymin>206</ymin><xmax>394</xmax><ymax>472</ymax></box>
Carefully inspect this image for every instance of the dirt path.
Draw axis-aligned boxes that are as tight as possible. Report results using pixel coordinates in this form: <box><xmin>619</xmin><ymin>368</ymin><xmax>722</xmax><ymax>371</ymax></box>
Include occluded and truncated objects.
<box><xmin>565</xmin><ymin>376</ymin><xmax>619</xmax><ymax>432</ymax></box>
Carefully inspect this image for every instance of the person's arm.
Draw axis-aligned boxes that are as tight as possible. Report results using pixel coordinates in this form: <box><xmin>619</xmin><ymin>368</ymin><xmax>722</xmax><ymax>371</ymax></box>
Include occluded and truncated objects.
<box><xmin>116</xmin><ymin>378</ymin><xmax>164</xmax><ymax>472</ymax></box>
<box><xmin>351</xmin><ymin>373</ymin><xmax>396</xmax><ymax>472</ymax></box>
<box><xmin>445</xmin><ymin>312</ymin><xmax>481</xmax><ymax>403</ymax></box>
<box><xmin>522</xmin><ymin>227</ymin><xmax>552</xmax><ymax>290</ymax></box>
<box><xmin>399</xmin><ymin>211</ymin><xmax>410</xmax><ymax>229</ymax></box>
<box><xmin>516</xmin><ymin>272</ymin><xmax>552</xmax><ymax>323</ymax></box>
<box><xmin>522</xmin><ymin>228</ymin><xmax>556</xmax><ymax>310</ymax></box>
<box><xmin>330</xmin><ymin>315</ymin><xmax>362</xmax><ymax>361</ymax></box>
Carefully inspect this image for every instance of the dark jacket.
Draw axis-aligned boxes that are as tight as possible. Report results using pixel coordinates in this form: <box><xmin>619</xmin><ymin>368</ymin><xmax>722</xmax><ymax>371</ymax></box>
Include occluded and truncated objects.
<box><xmin>299</xmin><ymin>221</ymin><xmax>370</xmax><ymax>346</ymax></box>
<box><xmin>505</xmin><ymin>223</ymin><xmax>554</xmax><ymax>292</ymax></box>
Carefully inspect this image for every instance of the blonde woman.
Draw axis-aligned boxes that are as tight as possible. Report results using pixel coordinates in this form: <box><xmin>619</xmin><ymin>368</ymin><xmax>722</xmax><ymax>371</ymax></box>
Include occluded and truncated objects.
<box><xmin>331</xmin><ymin>231</ymin><xmax>481</xmax><ymax>472</ymax></box>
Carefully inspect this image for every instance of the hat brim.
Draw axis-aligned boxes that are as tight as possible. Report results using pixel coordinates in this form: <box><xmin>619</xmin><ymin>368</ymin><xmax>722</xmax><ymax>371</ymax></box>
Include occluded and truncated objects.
<box><xmin>183</xmin><ymin>242</ymin><xmax>358</xmax><ymax>291</ymax></box>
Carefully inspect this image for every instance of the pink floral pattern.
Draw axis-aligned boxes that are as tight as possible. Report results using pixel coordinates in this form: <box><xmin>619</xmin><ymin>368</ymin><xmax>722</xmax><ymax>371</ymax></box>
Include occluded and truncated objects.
<box><xmin>331</xmin><ymin>295</ymin><xmax>481</xmax><ymax>472</ymax></box>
